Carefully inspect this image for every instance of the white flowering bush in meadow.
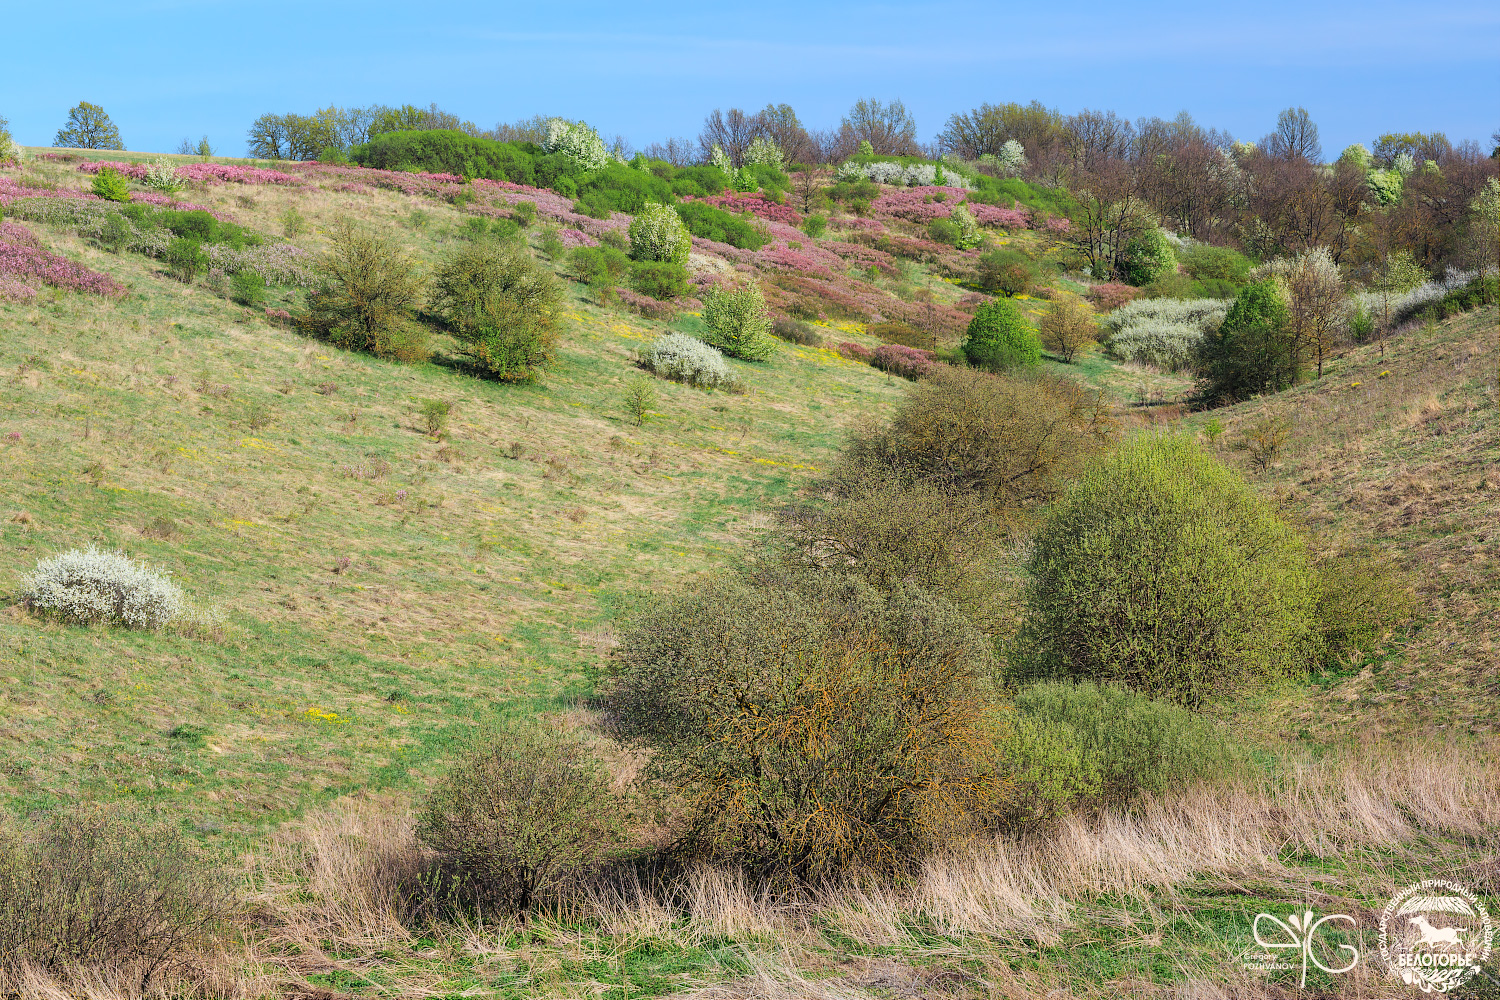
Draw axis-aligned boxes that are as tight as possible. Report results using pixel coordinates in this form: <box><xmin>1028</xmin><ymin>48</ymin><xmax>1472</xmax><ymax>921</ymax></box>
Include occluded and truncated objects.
<box><xmin>709</xmin><ymin>145</ymin><xmax>733</xmax><ymax>174</ymax></box>
<box><xmin>23</xmin><ymin>546</ymin><xmax>185</xmax><ymax>629</ymax></box>
<box><xmin>142</xmin><ymin>157</ymin><xmax>182</xmax><ymax>194</ymax></box>
<box><xmin>627</xmin><ymin>203</ymin><xmax>691</xmax><ymax>266</ymax></box>
<box><xmin>542</xmin><ymin>118</ymin><xmax>609</xmax><ymax>172</ymax></box>
<box><xmin>836</xmin><ymin>159</ymin><xmax>975</xmax><ymax>189</ymax></box>
<box><xmin>1101</xmin><ymin>298</ymin><xmax>1229</xmax><ymax>371</ymax></box>
<box><xmin>639</xmin><ymin>333</ymin><xmax>735</xmax><ymax>389</ymax></box>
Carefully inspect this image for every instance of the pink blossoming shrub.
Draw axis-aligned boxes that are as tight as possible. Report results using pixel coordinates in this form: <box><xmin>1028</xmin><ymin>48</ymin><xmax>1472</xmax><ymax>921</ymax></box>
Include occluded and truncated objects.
<box><xmin>0</xmin><ymin>227</ymin><xmax>124</xmax><ymax>297</ymax></box>
<box><xmin>871</xmin><ymin>343</ymin><xmax>938</xmax><ymax>380</ymax></box>
<box><xmin>0</xmin><ymin>276</ymin><xmax>39</xmax><ymax>302</ymax></box>
<box><xmin>872</xmin><ymin>186</ymin><xmax>973</xmax><ymax>224</ymax></box>
<box><xmin>614</xmin><ymin>287</ymin><xmax>678</xmax><ymax>321</ymax></box>
<box><xmin>754</xmin><ymin>244</ymin><xmax>834</xmax><ymax>279</ymax></box>
<box><xmin>557</xmin><ymin>228</ymin><xmax>599</xmax><ymax>249</ymax></box>
<box><xmin>1086</xmin><ymin>283</ymin><xmax>1142</xmax><ymax>312</ymax></box>
<box><xmin>682</xmin><ymin>192</ymin><xmax>801</xmax><ymax>226</ymax></box>
<box><xmin>836</xmin><ymin>341</ymin><xmax>874</xmax><ymax>362</ymax></box>
<box><xmin>969</xmin><ymin>205</ymin><xmax>1031</xmax><ymax>229</ymax></box>
<box><xmin>78</xmin><ymin>161</ymin><xmax>305</xmax><ymax>187</ymax></box>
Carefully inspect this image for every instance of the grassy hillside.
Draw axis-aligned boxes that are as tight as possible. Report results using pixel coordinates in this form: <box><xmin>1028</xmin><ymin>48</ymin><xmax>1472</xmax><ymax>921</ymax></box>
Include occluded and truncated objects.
<box><xmin>1</xmin><ymin>148</ymin><xmax>1495</xmax><ymax>1000</ymax></box>
<box><xmin>0</xmin><ymin>169</ymin><xmax>912</xmax><ymax>835</ymax></box>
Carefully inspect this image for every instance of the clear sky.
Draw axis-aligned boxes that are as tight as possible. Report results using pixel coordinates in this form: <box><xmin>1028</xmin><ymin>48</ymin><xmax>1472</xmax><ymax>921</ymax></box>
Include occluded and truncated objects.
<box><xmin>4</xmin><ymin>0</ymin><xmax>1497</xmax><ymax>157</ymax></box>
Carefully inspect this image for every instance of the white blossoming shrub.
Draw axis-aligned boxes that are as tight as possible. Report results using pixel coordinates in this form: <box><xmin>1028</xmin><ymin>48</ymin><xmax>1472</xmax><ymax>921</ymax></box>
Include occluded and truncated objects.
<box><xmin>142</xmin><ymin>157</ymin><xmax>182</xmax><ymax>193</ymax></box>
<box><xmin>709</xmin><ymin>145</ymin><xmax>733</xmax><ymax>174</ymax></box>
<box><xmin>628</xmin><ymin>203</ymin><xmax>691</xmax><ymax>265</ymax></box>
<box><xmin>743</xmin><ymin>136</ymin><xmax>783</xmax><ymax>172</ymax></box>
<box><xmin>1352</xmin><ymin>266</ymin><xmax>1494</xmax><ymax>328</ymax></box>
<box><xmin>950</xmin><ymin>203</ymin><xmax>982</xmax><ymax>249</ymax></box>
<box><xmin>835</xmin><ymin>159</ymin><xmax>974</xmax><ymax>190</ymax></box>
<box><xmin>1100</xmin><ymin>298</ymin><xmax>1229</xmax><ymax>371</ymax></box>
<box><xmin>23</xmin><ymin>546</ymin><xmax>185</xmax><ymax>629</ymax></box>
<box><xmin>979</xmin><ymin>139</ymin><xmax>1027</xmax><ymax>177</ymax></box>
<box><xmin>639</xmin><ymin>333</ymin><xmax>736</xmax><ymax>389</ymax></box>
<box><xmin>542</xmin><ymin>119</ymin><xmax>609</xmax><ymax>172</ymax></box>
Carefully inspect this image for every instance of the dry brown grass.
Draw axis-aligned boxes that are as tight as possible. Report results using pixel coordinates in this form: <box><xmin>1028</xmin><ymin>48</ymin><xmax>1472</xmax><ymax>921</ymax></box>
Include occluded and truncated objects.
<box><xmin>216</xmin><ymin>738</ymin><xmax>1500</xmax><ymax>998</ymax></box>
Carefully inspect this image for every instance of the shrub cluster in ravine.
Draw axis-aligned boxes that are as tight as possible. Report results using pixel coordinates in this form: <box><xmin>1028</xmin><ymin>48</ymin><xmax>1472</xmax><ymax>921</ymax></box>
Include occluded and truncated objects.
<box><xmin>431</xmin><ymin>240</ymin><xmax>562</xmax><ymax>381</ymax></box>
<box><xmin>604</xmin><ymin>566</ymin><xmax>1007</xmax><ymax>880</ymax></box>
<box><xmin>999</xmin><ymin>681</ymin><xmax>1245</xmax><ymax>828</ymax></box>
<box><xmin>1193</xmin><ymin>280</ymin><xmax>1300</xmax><ymax>403</ymax></box>
<box><xmin>417</xmin><ymin>723</ymin><xmax>620</xmax><ymax>920</ymax></box>
<box><xmin>1016</xmin><ymin>434</ymin><xmax>1318</xmax><ymax>706</ymax></box>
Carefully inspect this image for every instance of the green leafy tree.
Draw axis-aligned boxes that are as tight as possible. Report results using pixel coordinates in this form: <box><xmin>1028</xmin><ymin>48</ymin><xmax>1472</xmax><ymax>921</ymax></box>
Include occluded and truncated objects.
<box><xmin>55</xmin><ymin>101</ymin><xmax>123</xmax><ymax>150</ymax></box>
<box><xmin>1016</xmin><ymin>434</ymin><xmax>1318</xmax><ymax>706</ymax></box>
<box><xmin>961</xmin><ymin>298</ymin><xmax>1040</xmax><ymax>371</ymax></box>
<box><xmin>701</xmin><ymin>281</ymin><xmax>776</xmax><ymax>360</ymax></box>
<box><xmin>90</xmin><ymin>167</ymin><xmax>131</xmax><ymax>203</ymax></box>
<box><xmin>1118</xmin><ymin>227</ymin><xmax>1175</xmax><ymax>286</ymax></box>
<box><xmin>1193</xmin><ymin>280</ymin><xmax>1299</xmax><ymax>403</ymax></box>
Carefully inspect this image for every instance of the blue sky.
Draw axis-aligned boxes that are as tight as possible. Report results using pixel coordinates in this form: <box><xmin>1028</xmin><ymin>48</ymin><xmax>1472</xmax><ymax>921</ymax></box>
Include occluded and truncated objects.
<box><xmin>4</xmin><ymin>1</ymin><xmax>1497</xmax><ymax>157</ymax></box>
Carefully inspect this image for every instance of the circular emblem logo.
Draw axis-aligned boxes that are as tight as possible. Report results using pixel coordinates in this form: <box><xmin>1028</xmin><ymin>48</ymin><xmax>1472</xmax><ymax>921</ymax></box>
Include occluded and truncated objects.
<box><xmin>1379</xmin><ymin>879</ymin><xmax>1493</xmax><ymax>993</ymax></box>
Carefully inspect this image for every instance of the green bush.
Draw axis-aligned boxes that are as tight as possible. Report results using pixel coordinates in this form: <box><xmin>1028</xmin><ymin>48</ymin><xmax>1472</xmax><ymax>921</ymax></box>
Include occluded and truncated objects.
<box><xmin>1179</xmin><ymin>243</ymin><xmax>1252</xmax><ymax>283</ymax></box>
<box><xmin>999</xmin><ymin>681</ymin><xmax>1244</xmax><ymax>827</ymax></box>
<box><xmin>1193</xmin><ymin>280</ymin><xmax>1300</xmax><ymax>403</ymax></box>
<box><xmin>605</xmin><ymin>566</ymin><xmax>1005</xmax><ymax>879</ymax></box>
<box><xmin>927</xmin><ymin>217</ymin><xmax>960</xmax><ymax>245</ymax></box>
<box><xmin>569</xmin><ymin>245</ymin><xmax>631</xmax><ymax>289</ymax></box>
<box><xmin>432</xmin><ymin>241</ymin><xmax>562</xmax><ymax>382</ymax></box>
<box><xmin>298</xmin><ymin>219</ymin><xmax>429</xmax><ymax>363</ymax></box>
<box><xmin>164</xmin><ymin>237</ymin><xmax>207</xmax><ymax>283</ymax></box>
<box><xmin>576</xmin><ymin>163</ymin><xmax>675</xmax><ymax>216</ymax></box>
<box><xmin>700</xmin><ymin>281</ymin><xmax>776</xmax><ymax>360</ymax></box>
<box><xmin>1017</xmin><ymin>434</ymin><xmax>1318</xmax><ymax>706</ymax></box>
<box><xmin>230</xmin><ymin>270</ymin><xmax>266</xmax><ymax>307</ymax></box>
<box><xmin>1118</xmin><ymin>227</ymin><xmax>1175</xmax><ymax>286</ymax></box>
<box><xmin>0</xmin><ymin>810</ymin><xmax>231</xmax><ymax>986</ymax></box>
<box><xmin>976</xmin><ymin>247</ymin><xmax>1039</xmax><ymax>296</ymax></box>
<box><xmin>837</xmin><ymin>366</ymin><xmax>1113</xmax><ymax>513</ymax></box>
<box><xmin>961</xmin><ymin>298</ymin><xmax>1041</xmax><ymax>371</ymax></box>
<box><xmin>95</xmin><ymin>212</ymin><xmax>132</xmax><ymax>254</ymax></box>
<box><xmin>417</xmin><ymin>724</ymin><xmax>620</xmax><ymax>919</ymax></box>
<box><xmin>90</xmin><ymin>167</ymin><xmax>130</xmax><ymax>203</ymax></box>
<box><xmin>802</xmin><ymin>213</ymin><xmax>827</xmax><ymax>238</ymax></box>
<box><xmin>627</xmin><ymin>202</ymin><xmax>691</xmax><ymax>265</ymax></box>
<box><xmin>351</xmin><ymin>129</ymin><xmax>538</xmax><ymax>184</ymax></box>
<box><xmin>674</xmin><ymin>201</ymin><xmax>768</xmax><ymax>250</ymax></box>
<box><xmin>668</xmin><ymin>165</ymin><xmax>731</xmax><ymax>199</ymax></box>
<box><xmin>628</xmin><ymin>260</ymin><xmax>690</xmax><ymax>301</ymax></box>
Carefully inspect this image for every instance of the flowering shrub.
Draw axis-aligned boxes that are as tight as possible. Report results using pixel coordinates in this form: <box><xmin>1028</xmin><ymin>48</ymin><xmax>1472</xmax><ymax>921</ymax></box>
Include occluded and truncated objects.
<box><xmin>949</xmin><ymin>203</ymin><xmax>982</xmax><ymax>250</ymax></box>
<box><xmin>744</xmin><ymin>136</ymin><xmax>784</xmax><ymax>172</ymax></box>
<box><xmin>22</xmin><ymin>546</ymin><xmax>185</xmax><ymax>629</ymax></box>
<box><xmin>1100</xmin><ymin>298</ymin><xmax>1228</xmax><ymax>371</ymax></box>
<box><xmin>979</xmin><ymin>140</ymin><xmax>1027</xmax><ymax>177</ymax></box>
<box><xmin>837</xmin><ymin>160</ymin><xmax>974</xmax><ymax>190</ymax></box>
<box><xmin>871</xmin><ymin>186</ymin><xmax>974</xmax><ymax>224</ymax></box>
<box><xmin>837</xmin><ymin>341</ymin><xmax>874</xmax><ymax>362</ymax></box>
<box><xmin>542</xmin><ymin>119</ymin><xmax>609</xmax><ymax>172</ymax></box>
<box><xmin>639</xmin><ymin>332</ymin><xmax>736</xmax><ymax>388</ymax></box>
<box><xmin>141</xmin><ymin>158</ymin><xmax>182</xmax><ymax>193</ymax></box>
<box><xmin>709</xmin><ymin>145</ymin><xmax>733</xmax><ymax>174</ymax></box>
<box><xmin>0</xmin><ymin>225</ymin><xmax>125</xmax><ymax>297</ymax></box>
<box><xmin>684</xmin><ymin>192</ymin><xmax>801</xmax><ymax>227</ymax></box>
<box><xmin>1086</xmin><ymin>283</ymin><xmax>1142</xmax><ymax>312</ymax></box>
<box><xmin>872</xmin><ymin>343</ymin><xmax>938</xmax><ymax>380</ymax></box>
<box><xmin>628</xmin><ymin>202</ymin><xmax>691</xmax><ymax>265</ymax></box>
<box><xmin>205</xmin><ymin>242</ymin><xmax>315</xmax><ymax>286</ymax></box>
<box><xmin>557</xmin><ymin>228</ymin><xmax>599</xmax><ymax>249</ymax></box>
<box><xmin>0</xmin><ymin>276</ymin><xmax>38</xmax><ymax>301</ymax></box>
<box><xmin>615</xmin><ymin>286</ymin><xmax>678</xmax><ymax>321</ymax></box>
<box><xmin>78</xmin><ymin>160</ymin><xmax>305</xmax><ymax>187</ymax></box>
<box><xmin>754</xmin><ymin>244</ymin><xmax>834</xmax><ymax>279</ymax></box>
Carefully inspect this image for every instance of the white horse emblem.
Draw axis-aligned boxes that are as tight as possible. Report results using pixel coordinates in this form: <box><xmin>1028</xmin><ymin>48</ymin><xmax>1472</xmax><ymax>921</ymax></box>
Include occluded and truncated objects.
<box><xmin>1409</xmin><ymin>915</ymin><xmax>1465</xmax><ymax>949</ymax></box>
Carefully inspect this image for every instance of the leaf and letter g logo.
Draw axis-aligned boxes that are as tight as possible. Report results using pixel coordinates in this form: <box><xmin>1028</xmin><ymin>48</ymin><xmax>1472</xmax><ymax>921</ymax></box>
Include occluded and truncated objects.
<box><xmin>1250</xmin><ymin>908</ymin><xmax>1360</xmax><ymax>988</ymax></box>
